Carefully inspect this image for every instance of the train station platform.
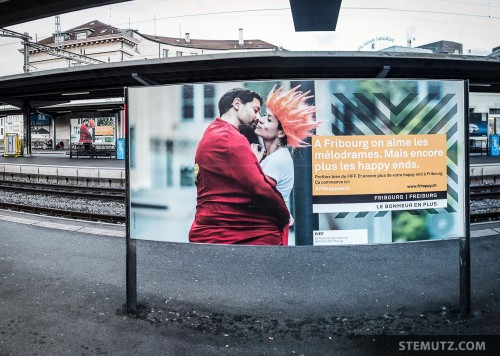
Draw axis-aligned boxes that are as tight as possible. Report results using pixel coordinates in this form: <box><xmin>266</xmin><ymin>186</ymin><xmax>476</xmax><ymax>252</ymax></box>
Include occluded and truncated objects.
<box><xmin>470</xmin><ymin>153</ymin><xmax>500</xmax><ymax>165</ymax></box>
<box><xmin>0</xmin><ymin>150</ymin><xmax>125</xmax><ymax>186</ymax></box>
<box><xmin>0</xmin><ymin>209</ymin><xmax>498</xmax><ymax>355</ymax></box>
<box><xmin>0</xmin><ymin>149</ymin><xmax>125</xmax><ymax>168</ymax></box>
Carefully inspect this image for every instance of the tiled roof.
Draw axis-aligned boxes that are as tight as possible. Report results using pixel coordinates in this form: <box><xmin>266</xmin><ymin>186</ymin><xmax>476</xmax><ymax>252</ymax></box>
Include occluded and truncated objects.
<box><xmin>137</xmin><ymin>32</ymin><xmax>278</xmax><ymax>50</ymax></box>
<box><xmin>38</xmin><ymin>20</ymin><xmax>123</xmax><ymax>45</ymax></box>
<box><xmin>36</xmin><ymin>20</ymin><xmax>279</xmax><ymax>51</ymax></box>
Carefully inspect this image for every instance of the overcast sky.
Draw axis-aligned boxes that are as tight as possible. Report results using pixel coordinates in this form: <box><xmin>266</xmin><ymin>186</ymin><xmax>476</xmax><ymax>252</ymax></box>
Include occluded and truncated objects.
<box><xmin>1</xmin><ymin>0</ymin><xmax>499</xmax><ymax>76</ymax></box>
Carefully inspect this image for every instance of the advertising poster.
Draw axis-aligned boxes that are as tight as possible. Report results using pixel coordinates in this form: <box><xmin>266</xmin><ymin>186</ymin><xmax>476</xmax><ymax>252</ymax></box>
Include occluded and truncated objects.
<box><xmin>312</xmin><ymin>134</ymin><xmax>448</xmax><ymax>212</ymax></box>
<box><xmin>127</xmin><ymin>79</ymin><xmax>466</xmax><ymax>246</ymax></box>
<box><xmin>116</xmin><ymin>138</ymin><xmax>125</xmax><ymax>160</ymax></box>
<box><xmin>70</xmin><ymin>117</ymin><xmax>116</xmax><ymax>145</ymax></box>
<box><xmin>468</xmin><ymin>112</ymin><xmax>488</xmax><ymax>137</ymax></box>
<box><xmin>313</xmin><ymin>80</ymin><xmax>465</xmax><ymax>245</ymax></box>
<box><xmin>30</xmin><ymin>113</ymin><xmax>51</xmax><ymax>141</ymax></box>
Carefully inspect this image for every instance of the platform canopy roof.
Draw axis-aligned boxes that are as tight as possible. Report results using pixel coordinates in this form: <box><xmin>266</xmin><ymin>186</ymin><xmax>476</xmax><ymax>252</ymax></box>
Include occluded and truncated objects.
<box><xmin>0</xmin><ymin>0</ymin><xmax>499</xmax><ymax>112</ymax></box>
<box><xmin>0</xmin><ymin>51</ymin><xmax>499</xmax><ymax>111</ymax></box>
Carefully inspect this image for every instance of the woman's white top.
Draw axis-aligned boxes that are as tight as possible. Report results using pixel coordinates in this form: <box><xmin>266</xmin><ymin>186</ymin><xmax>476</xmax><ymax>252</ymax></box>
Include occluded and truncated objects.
<box><xmin>260</xmin><ymin>147</ymin><xmax>294</xmax><ymax>207</ymax></box>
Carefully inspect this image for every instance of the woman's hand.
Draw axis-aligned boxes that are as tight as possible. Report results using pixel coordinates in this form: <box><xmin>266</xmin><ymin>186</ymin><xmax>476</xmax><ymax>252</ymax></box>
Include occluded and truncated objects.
<box><xmin>251</xmin><ymin>143</ymin><xmax>266</xmax><ymax>162</ymax></box>
<box><xmin>289</xmin><ymin>214</ymin><xmax>295</xmax><ymax>227</ymax></box>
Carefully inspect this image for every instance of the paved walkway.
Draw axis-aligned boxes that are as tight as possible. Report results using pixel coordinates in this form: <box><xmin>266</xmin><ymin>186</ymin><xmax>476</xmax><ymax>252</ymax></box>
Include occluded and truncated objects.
<box><xmin>0</xmin><ymin>150</ymin><xmax>125</xmax><ymax>168</ymax></box>
<box><xmin>0</xmin><ymin>210</ymin><xmax>498</xmax><ymax>355</ymax></box>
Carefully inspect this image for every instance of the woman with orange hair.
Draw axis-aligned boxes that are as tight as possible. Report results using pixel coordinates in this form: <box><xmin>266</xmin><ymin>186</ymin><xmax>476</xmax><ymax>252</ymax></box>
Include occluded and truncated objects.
<box><xmin>252</xmin><ymin>85</ymin><xmax>319</xmax><ymax>244</ymax></box>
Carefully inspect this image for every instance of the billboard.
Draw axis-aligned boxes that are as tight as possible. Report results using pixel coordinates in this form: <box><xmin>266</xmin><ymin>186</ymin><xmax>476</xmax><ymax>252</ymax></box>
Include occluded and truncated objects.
<box><xmin>30</xmin><ymin>113</ymin><xmax>51</xmax><ymax>126</ymax></box>
<box><xmin>70</xmin><ymin>117</ymin><xmax>116</xmax><ymax>145</ymax></box>
<box><xmin>468</xmin><ymin>112</ymin><xmax>488</xmax><ymax>137</ymax></box>
<box><xmin>127</xmin><ymin>79</ymin><xmax>466</xmax><ymax>246</ymax></box>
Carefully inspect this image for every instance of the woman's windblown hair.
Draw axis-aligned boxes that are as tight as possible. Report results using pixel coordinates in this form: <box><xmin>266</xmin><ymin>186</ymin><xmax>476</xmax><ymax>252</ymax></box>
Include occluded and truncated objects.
<box><xmin>266</xmin><ymin>85</ymin><xmax>319</xmax><ymax>148</ymax></box>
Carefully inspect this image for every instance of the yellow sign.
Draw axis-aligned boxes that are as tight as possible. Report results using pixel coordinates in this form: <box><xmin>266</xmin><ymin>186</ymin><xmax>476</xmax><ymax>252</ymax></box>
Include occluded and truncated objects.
<box><xmin>95</xmin><ymin>126</ymin><xmax>114</xmax><ymax>136</ymax></box>
<box><xmin>312</xmin><ymin>134</ymin><xmax>448</xmax><ymax>212</ymax></box>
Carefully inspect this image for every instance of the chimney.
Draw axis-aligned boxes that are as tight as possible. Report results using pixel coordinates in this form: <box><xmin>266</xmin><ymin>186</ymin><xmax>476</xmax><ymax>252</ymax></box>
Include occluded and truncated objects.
<box><xmin>185</xmin><ymin>33</ymin><xmax>191</xmax><ymax>43</ymax></box>
<box><xmin>238</xmin><ymin>28</ymin><xmax>243</xmax><ymax>47</ymax></box>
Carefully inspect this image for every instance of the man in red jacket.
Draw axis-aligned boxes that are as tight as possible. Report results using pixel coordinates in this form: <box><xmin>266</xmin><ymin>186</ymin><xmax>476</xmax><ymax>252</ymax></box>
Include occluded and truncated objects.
<box><xmin>189</xmin><ymin>88</ymin><xmax>290</xmax><ymax>245</ymax></box>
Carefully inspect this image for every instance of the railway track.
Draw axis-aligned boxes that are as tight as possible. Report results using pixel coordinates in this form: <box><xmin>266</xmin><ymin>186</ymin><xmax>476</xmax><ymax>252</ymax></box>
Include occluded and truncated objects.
<box><xmin>470</xmin><ymin>209</ymin><xmax>500</xmax><ymax>223</ymax></box>
<box><xmin>470</xmin><ymin>184</ymin><xmax>500</xmax><ymax>222</ymax></box>
<box><xmin>470</xmin><ymin>184</ymin><xmax>500</xmax><ymax>200</ymax></box>
<box><xmin>0</xmin><ymin>180</ymin><xmax>125</xmax><ymax>224</ymax></box>
<box><xmin>0</xmin><ymin>180</ymin><xmax>125</xmax><ymax>201</ymax></box>
<box><xmin>470</xmin><ymin>184</ymin><xmax>500</xmax><ymax>223</ymax></box>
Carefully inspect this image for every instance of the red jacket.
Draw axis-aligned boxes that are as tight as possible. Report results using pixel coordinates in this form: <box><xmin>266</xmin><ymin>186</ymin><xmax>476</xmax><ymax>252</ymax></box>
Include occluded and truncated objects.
<box><xmin>79</xmin><ymin>124</ymin><xmax>92</xmax><ymax>143</ymax></box>
<box><xmin>189</xmin><ymin>118</ymin><xmax>290</xmax><ymax>245</ymax></box>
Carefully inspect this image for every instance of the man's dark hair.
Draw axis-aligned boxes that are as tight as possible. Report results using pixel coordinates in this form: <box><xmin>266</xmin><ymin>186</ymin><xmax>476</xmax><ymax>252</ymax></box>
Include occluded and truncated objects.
<box><xmin>82</xmin><ymin>118</ymin><xmax>89</xmax><ymax>123</ymax></box>
<box><xmin>218</xmin><ymin>88</ymin><xmax>263</xmax><ymax>116</ymax></box>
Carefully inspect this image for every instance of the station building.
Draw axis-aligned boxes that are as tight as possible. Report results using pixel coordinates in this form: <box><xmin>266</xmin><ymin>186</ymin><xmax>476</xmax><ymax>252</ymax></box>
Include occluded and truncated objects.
<box><xmin>0</xmin><ymin>20</ymin><xmax>280</xmax><ymax>149</ymax></box>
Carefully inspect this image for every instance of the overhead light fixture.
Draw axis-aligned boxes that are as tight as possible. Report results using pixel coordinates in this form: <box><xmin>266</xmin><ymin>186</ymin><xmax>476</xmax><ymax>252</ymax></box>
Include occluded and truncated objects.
<box><xmin>97</xmin><ymin>109</ymin><xmax>113</xmax><ymax>111</ymax></box>
<box><xmin>470</xmin><ymin>83</ymin><xmax>491</xmax><ymax>87</ymax></box>
<box><xmin>56</xmin><ymin>110</ymin><xmax>71</xmax><ymax>113</ymax></box>
<box><xmin>61</xmin><ymin>91</ymin><xmax>89</xmax><ymax>96</ymax></box>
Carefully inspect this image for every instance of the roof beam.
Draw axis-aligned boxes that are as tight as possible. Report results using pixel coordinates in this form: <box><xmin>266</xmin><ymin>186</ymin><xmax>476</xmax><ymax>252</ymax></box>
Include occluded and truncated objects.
<box><xmin>132</xmin><ymin>73</ymin><xmax>158</xmax><ymax>86</ymax></box>
<box><xmin>377</xmin><ymin>65</ymin><xmax>391</xmax><ymax>78</ymax></box>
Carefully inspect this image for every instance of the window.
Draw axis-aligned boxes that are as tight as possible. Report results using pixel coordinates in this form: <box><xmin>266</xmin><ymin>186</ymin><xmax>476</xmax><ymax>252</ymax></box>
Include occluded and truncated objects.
<box><xmin>76</xmin><ymin>32</ymin><xmax>87</xmax><ymax>40</ymax></box>
<box><xmin>163</xmin><ymin>49</ymin><xmax>169</xmax><ymax>58</ymax></box>
<box><xmin>176</xmin><ymin>51</ymin><xmax>183</xmax><ymax>57</ymax></box>
<box><xmin>182</xmin><ymin>85</ymin><xmax>194</xmax><ymax>120</ymax></box>
<box><xmin>490</xmin><ymin>108</ymin><xmax>500</xmax><ymax>115</ymax></box>
<box><xmin>204</xmin><ymin>84</ymin><xmax>215</xmax><ymax>119</ymax></box>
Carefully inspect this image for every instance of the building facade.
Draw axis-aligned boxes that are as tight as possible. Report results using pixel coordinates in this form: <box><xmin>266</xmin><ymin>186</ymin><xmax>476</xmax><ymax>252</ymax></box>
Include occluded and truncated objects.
<box><xmin>2</xmin><ymin>20</ymin><xmax>280</xmax><ymax>151</ymax></box>
<box><xmin>26</xmin><ymin>20</ymin><xmax>279</xmax><ymax>71</ymax></box>
<box><xmin>416</xmin><ymin>40</ymin><xmax>463</xmax><ymax>54</ymax></box>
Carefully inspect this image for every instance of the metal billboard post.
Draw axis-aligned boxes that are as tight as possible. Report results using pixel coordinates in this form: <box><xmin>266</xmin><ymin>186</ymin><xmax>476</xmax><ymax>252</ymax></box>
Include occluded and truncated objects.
<box><xmin>293</xmin><ymin>146</ymin><xmax>316</xmax><ymax>245</ymax></box>
<box><xmin>124</xmin><ymin>88</ymin><xmax>137</xmax><ymax>313</ymax></box>
<box><xmin>460</xmin><ymin>81</ymin><xmax>471</xmax><ymax>318</ymax></box>
<box><xmin>126</xmin><ymin>237</ymin><xmax>137</xmax><ymax>313</ymax></box>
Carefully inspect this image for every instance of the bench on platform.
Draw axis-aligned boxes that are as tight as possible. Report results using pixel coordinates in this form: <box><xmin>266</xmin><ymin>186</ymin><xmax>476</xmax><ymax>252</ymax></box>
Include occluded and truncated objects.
<box><xmin>69</xmin><ymin>143</ymin><xmax>116</xmax><ymax>158</ymax></box>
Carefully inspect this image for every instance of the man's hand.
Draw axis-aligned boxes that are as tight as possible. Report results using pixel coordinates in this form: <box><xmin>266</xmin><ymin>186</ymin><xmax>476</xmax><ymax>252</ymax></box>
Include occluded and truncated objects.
<box><xmin>251</xmin><ymin>143</ymin><xmax>265</xmax><ymax>162</ymax></box>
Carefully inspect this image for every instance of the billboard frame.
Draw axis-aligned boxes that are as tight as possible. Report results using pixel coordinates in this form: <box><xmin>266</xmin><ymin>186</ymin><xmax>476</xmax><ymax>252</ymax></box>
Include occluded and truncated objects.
<box><xmin>124</xmin><ymin>78</ymin><xmax>471</xmax><ymax>317</ymax></box>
